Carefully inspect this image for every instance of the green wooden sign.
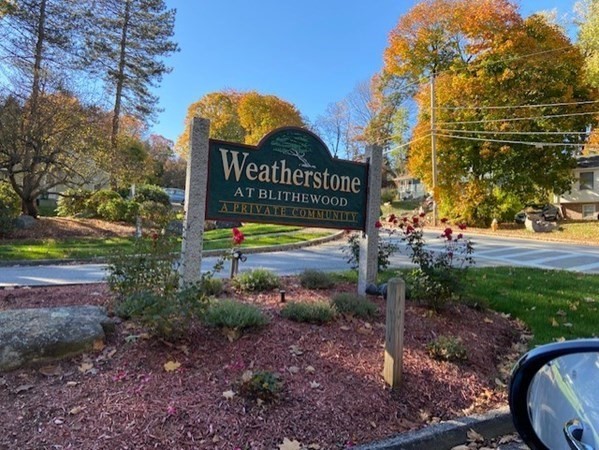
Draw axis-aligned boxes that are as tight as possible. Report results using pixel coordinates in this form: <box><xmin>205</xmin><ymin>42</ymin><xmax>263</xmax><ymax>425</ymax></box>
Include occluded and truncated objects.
<box><xmin>206</xmin><ymin>127</ymin><xmax>368</xmax><ymax>230</ymax></box>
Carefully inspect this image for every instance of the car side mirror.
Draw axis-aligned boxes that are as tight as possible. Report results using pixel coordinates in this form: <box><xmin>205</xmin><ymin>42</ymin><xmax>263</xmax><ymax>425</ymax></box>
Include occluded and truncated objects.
<box><xmin>509</xmin><ymin>339</ymin><xmax>599</xmax><ymax>450</ymax></box>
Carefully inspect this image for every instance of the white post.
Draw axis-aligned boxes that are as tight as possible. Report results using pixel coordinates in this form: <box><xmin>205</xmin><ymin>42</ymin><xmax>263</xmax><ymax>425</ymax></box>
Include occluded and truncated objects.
<box><xmin>179</xmin><ymin>117</ymin><xmax>210</xmax><ymax>287</ymax></box>
<box><xmin>358</xmin><ymin>144</ymin><xmax>383</xmax><ymax>295</ymax></box>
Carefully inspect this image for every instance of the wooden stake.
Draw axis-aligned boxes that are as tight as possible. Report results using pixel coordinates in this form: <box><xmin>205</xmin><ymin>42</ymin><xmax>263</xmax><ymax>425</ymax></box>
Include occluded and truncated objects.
<box><xmin>383</xmin><ymin>278</ymin><xmax>405</xmax><ymax>388</ymax></box>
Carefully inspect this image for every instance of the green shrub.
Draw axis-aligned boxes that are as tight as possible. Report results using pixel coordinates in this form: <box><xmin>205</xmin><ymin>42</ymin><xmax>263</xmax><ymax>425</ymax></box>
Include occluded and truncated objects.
<box><xmin>281</xmin><ymin>301</ymin><xmax>336</xmax><ymax>324</ymax></box>
<box><xmin>138</xmin><ymin>200</ymin><xmax>173</xmax><ymax>228</ymax></box>
<box><xmin>107</xmin><ymin>235</ymin><xmax>180</xmax><ymax>301</ymax></box>
<box><xmin>204</xmin><ymin>299</ymin><xmax>269</xmax><ymax>330</ymax></box>
<box><xmin>134</xmin><ymin>184</ymin><xmax>170</xmax><ymax>206</ymax></box>
<box><xmin>115</xmin><ymin>285</ymin><xmax>209</xmax><ymax>338</ymax></box>
<box><xmin>380</xmin><ymin>188</ymin><xmax>397</xmax><ymax>204</ymax></box>
<box><xmin>238</xmin><ymin>370</ymin><xmax>283</xmax><ymax>403</ymax></box>
<box><xmin>86</xmin><ymin>189</ymin><xmax>122</xmax><ymax>217</ymax></box>
<box><xmin>0</xmin><ymin>182</ymin><xmax>20</xmax><ymax>236</ymax></box>
<box><xmin>299</xmin><ymin>269</ymin><xmax>335</xmax><ymax>290</ymax></box>
<box><xmin>426</xmin><ymin>335</ymin><xmax>467</xmax><ymax>362</ymax></box>
<box><xmin>199</xmin><ymin>277</ymin><xmax>223</xmax><ymax>296</ymax></box>
<box><xmin>97</xmin><ymin>197</ymin><xmax>137</xmax><ymax>222</ymax></box>
<box><xmin>56</xmin><ymin>188</ymin><xmax>93</xmax><ymax>217</ymax></box>
<box><xmin>343</xmin><ymin>232</ymin><xmax>398</xmax><ymax>271</ymax></box>
<box><xmin>331</xmin><ymin>293</ymin><xmax>377</xmax><ymax>318</ymax></box>
<box><xmin>232</xmin><ymin>268</ymin><xmax>280</xmax><ymax>292</ymax></box>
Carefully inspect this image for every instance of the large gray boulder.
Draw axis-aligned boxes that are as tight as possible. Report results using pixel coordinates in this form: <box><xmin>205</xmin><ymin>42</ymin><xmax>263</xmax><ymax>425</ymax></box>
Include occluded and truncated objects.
<box><xmin>0</xmin><ymin>306</ymin><xmax>114</xmax><ymax>372</ymax></box>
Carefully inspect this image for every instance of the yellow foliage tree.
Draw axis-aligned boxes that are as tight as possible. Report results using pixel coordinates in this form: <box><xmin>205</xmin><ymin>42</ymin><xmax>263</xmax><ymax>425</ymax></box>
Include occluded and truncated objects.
<box><xmin>176</xmin><ymin>90</ymin><xmax>304</xmax><ymax>157</ymax></box>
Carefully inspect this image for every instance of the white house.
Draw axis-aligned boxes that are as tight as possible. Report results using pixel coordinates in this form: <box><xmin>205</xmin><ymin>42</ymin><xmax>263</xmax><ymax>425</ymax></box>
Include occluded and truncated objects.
<box><xmin>555</xmin><ymin>155</ymin><xmax>599</xmax><ymax>220</ymax></box>
<box><xmin>395</xmin><ymin>175</ymin><xmax>427</xmax><ymax>200</ymax></box>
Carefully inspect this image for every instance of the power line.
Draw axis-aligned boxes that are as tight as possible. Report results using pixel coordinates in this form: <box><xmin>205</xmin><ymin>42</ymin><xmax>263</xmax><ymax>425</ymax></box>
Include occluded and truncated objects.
<box><xmin>436</xmin><ymin>129</ymin><xmax>591</xmax><ymax>136</ymax></box>
<box><xmin>384</xmin><ymin>133</ymin><xmax>431</xmax><ymax>154</ymax></box>
<box><xmin>436</xmin><ymin>133</ymin><xmax>599</xmax><ymax>148</ymax></box>
<box><xmin>435</xmin><ymin>99</ymin><xmax>599</xmax><ymax>111</ymax></box>
<box><xmin>437</xmin><ymin>111</ymin><xmax>599</xmax><ymax>126</ymax></box>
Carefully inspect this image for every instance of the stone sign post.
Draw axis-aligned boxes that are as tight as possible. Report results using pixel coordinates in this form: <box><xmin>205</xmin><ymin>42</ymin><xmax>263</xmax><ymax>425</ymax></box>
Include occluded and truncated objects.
<box><xmin>358</xmin><ymin>144</ymin><xmax>383</xmax><ymax>295</ymax></box>
<box><xmin>179</xmin><ymin>117</ymin><xmax>210</xmax><ymax>287</ymax></box>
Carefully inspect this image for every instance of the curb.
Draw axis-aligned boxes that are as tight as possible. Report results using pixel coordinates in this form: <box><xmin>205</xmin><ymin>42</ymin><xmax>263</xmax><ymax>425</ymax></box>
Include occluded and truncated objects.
<box><xmin>355</xmin><ymin>406</ymin><xmax>514</xmax><ymax>450</ymax></box>
<box><xmin>0</xmin><ymin>230</ymin><xmax>346</xmax><ymax>268</ymax></box>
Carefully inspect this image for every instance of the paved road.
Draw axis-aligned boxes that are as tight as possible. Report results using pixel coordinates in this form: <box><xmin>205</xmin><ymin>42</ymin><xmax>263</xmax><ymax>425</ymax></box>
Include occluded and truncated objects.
<box><xmin>1</xmin><ymin>234</ymin><xmax>597</xmax><ymax>287</ymax></box>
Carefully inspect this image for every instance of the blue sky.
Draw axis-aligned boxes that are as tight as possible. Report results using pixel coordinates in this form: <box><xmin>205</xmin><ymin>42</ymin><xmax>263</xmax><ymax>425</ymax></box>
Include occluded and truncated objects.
<box><xmin>153</xmin><ymin>0</ymin><xmax>579</xmax><ymax>145</ymax></box>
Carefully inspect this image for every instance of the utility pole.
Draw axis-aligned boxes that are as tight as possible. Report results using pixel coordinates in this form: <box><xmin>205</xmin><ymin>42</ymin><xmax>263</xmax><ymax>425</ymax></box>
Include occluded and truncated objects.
<box><xmin>430</xmin><ymin>74</ymin><xmax>438</xmax><ymax>226</ymax></box>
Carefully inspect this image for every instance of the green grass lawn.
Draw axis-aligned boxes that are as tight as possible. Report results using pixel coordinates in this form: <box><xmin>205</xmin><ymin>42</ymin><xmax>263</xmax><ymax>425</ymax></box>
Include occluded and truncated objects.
<box><xmin>367</xmin><ymin>267</ymin><xmax>599</xmax><ymax>346</ymax></box>
<box><xmin>464</xmin><ymin>267</ymin><xmax>599</xmax><ymax>345</ymax></box>
<box><xmin>466</xmin><ymin>220</ymin><xmax>599</xmax><ymax>245</ymax></box>
<box><xmin>0</xmin><ymin>224</ymin><xmax>331</xmax><ymax>262</ymax></box>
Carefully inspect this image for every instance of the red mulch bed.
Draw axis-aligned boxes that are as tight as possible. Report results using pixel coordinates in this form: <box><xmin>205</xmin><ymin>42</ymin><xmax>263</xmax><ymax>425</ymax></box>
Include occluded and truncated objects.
<box><xmin>0</xmin><ymin>280</ymin><xmax>523</xmax><ymax>449</ymax></box>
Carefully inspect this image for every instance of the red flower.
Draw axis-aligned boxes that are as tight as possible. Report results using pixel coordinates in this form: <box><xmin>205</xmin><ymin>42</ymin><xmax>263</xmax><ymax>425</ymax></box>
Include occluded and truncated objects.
<box><xmin>393</xmin><ymin>219</ymin><xmax>399</xmax><ymax>225</ymax></box>
<box><xmin>406</xmin><ymin>225</ymin><xmax>415</xmax><ymax>234</ymax></box>
<box><xmin>151</xmin><ymin>232</ymin><xmax>159</xmax><ymax>241</ymax></box>
<box><xmin>412</xmin><ymin>216</ymin><xmax>419</xmax><ymax>224</ymax></box>
<box><xmin>374</xmin><ymin>220</ymin><xmax>382</xmax><ymax>229</ymax></box>
<box><xmin>457</xmin><ymin>233</ymin><xmax>463</xmax><ymax>239</ymax></box>
<box><xmin>388</xmin><ymin>214</ymin><xmax>396</xmax><ymax>222</ymax></box>
<box><xmin>419</xmin><ymin>212</ymin><xmax>426</xmax><ymax>218</ymax></box>
<box><xmin>458</xmin><ymin>223</ymin><xmax>467</xmax><ymax>230</ymax></box>
<box><xmin>402</xmin><ymin>217</ymin><xmax>408</xmax><ymax>222</ymax></box>
<box><xmin>443</xmin><ymin>227</ymin><xmax>453</xmax><ymax>239</ymax></box>
<box><xmin>232</xmin><ymin>228</ymin><xmax>245</xmax><ymax>245</ymax></box>
<box><xmin>440</xmin><ymin>217</ymin><xmax>448</xmax><ymax>224</ymax></box>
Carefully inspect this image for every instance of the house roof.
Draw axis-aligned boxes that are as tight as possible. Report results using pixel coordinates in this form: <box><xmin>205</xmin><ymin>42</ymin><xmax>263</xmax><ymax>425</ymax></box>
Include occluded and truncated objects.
<box><xmin>576</xmin><ymin>155</ymin><xmax>599</xmax><ymax>169</ymax></box>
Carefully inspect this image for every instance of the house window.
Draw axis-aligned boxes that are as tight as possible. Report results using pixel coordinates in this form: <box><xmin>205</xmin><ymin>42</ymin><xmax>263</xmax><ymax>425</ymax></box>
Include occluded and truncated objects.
<box><xmin>582</xmin><ymin>204</ymin><xmax>596</xmax><ymax>219</ymax></box>
<box><xmin>580</xmin><ymin>172</ymin><xmax>594</xmax><ymax>190</ymax></box>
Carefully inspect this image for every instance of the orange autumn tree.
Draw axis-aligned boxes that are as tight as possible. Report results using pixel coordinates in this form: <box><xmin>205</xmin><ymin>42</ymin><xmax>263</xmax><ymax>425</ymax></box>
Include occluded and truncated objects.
<box><xmin>176</xmin><ymin>90</ymin><xmax>304</xmax><ymax>157</ymax></box>
<box><xmin>383</xmin><ymin>0</ymin><xmax>598</xmax><ymax>225</ymax></box>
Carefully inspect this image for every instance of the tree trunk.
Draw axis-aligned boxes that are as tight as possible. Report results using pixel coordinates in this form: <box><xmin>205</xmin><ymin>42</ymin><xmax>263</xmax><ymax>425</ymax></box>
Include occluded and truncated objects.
<box><xmin>109</xmin><ymin>0</ymin><xmax>131</xmax><ymax>189</ymax></box>
<box><xmin>22</xmin><ymin>197</ymin><xmax>39</xmax><ymax>218</ymax></box>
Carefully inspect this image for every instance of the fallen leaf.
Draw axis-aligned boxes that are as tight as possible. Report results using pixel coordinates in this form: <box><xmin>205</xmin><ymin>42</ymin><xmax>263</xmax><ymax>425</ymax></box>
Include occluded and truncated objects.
<box><xmin>450</xmin><ymin>446</ymin><xmax>470</xmax><ymax>450</ymax></box>
<box><xmin>289</xmin><ymin>345</ymin><xmax>303</xmax><ymax>356</ymax></box>
<box><xmin>556</xmin><ymin>309</ymin><xmax>567</xmax><ymax>317</ymax></box>
<box><xmin>363</xmin><ymin>322</ymin><xmax>372</xmax><ymax>329</ymax></box>
<box><xmin>309</xmin><ymin>381</ymin><xmax>321</xmax><ymax>389</ymax></box>
<box><xmin>92</xmin><ymin>340</ymin><xmax>105</xmax><ymax>351</ymax></box>
<box><xmin>357</xmin><ymin>326</ymin><xmax>373</xmax><ymax>335</ymax></box>
<box><xmin>498</xmin><ymin>434</ymin><xmax>519</xmax><ymax>444</ymax></box>
<box><xmin>287</xmin><ymin>366</ymin><xmax>300</xmax><ymax>374</ymax></box>
<box><xmin>279</xmin><ymin>438</ymin><xmax>301</xmax><ymax>450</ymax></box>
<box><xmin>78</xmin><ymin>362</ymin><xmax>93</xmax><ymax>373</ymax></box>
<box><xmin>39</xmin><ymin>365</ymin><xmax>62</xmax><ymax>376</ymax></box>
<box><xmin>163</xmin><ymin>361</ymin><xmax>181</xmax><ymax>372</ymax></box>
<box><xmin>467</xmin><ymin>428</ymin><xmax>484</xmax><ymax>443</ymax></box>
<box><xmin>53</xmin><ymin>418</ymin><xmax>64</xmax><ymax>425</ymax></box>
<box><xmin>483</xmin><ymin>318</ymin><xmax>493</xmax><ymax>324</ymax></box>
<box><xmin>14</xmin><ymin>384</ymin><xmax>34</xmax><ymax>394</ymax></box>
<box><xmin>223</xmin><ymin>327</ymin><xmax>241</xmax><ymax>342</ymax></box>
<box><xmin>69</xmin><ymin>406</ymin><xmax>85</xmax><ymax>415</ymax></box>
<box><xmin>550</xmin><ymin>317</ymin><xmax>559</xmax><ymax>327</ymax></box>
<box><xmin>305</xmin><ymin>365</ymin><xmax>316</xmax><ymax>373</ymax></box>
<box><xmin>178</xmin><ymin>345</ymin><xmax>190</xmax><ymax>356</ymax></box>
<box><xmin>241</xmin><ymin>370</ymin><xmax>253</xmax><ymax>382</ymax></box>
<box><xmin>222</xmin><ymin>390</ymin><xmax>236</xmax><ymax>400</ymax></box>
<box><xmin>370</xmin><ymin>421</ymin><xmax>377</xmax><ymax>428</ymax></box>
<box><xmin>563</xmin><ymin>322</ymin><xmax>573</xmax><ymax>327</ymax></box>
<box><xmin>555</xmin><ymin>337</ymin><xmax>566</xmax><ymax>342</ymax></box>
<box><xmin>494</xmin><ymin>378</ymin><xmax>506</xmax><ymax>388</ymax></box>
<box><xmin>106</xmin><ymin>349</ymin><xmax>117</xmax><ymax>359</ymax></box>
<box><xmin>339</xmin><ymin>325</ymin><xmax>351</xmax><ymax>331</ymax></box>
<box><xmin>66</xmin><ymin>381</ymin><xmax>78</xmax><ymax>387</ymax></box>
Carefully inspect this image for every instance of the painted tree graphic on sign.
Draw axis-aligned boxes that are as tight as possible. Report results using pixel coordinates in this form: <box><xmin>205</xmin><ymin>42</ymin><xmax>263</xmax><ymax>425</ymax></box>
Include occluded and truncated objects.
<box><xmin>271</xmin><ymin>133</ymin><xmax>316</xmax><ymax>168</ymax></box>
